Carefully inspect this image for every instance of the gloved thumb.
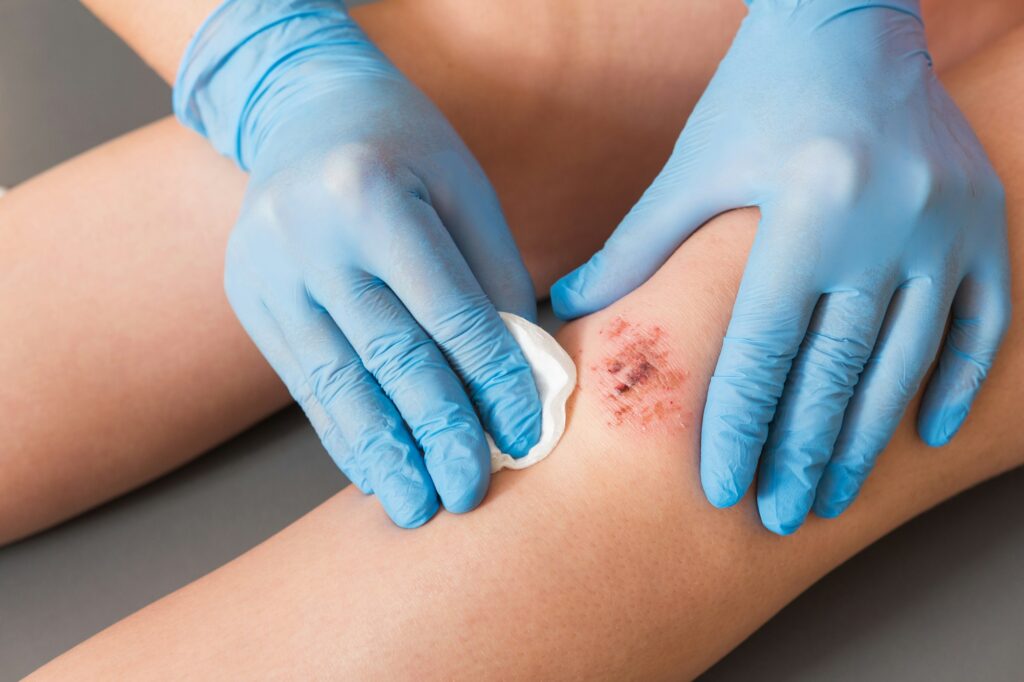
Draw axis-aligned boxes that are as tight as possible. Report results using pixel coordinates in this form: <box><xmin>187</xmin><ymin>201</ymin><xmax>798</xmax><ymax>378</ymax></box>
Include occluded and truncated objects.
<box><xmin>550</xmin><ymin>164</ymin><xmax>726</xmax><ymax>319</ymax></box>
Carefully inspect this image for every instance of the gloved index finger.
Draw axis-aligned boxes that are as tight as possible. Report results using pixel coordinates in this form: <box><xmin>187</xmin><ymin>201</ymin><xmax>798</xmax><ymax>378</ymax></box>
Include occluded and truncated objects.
<box><xmin>700</xmin><ymin>216</ymin><xmax>819</xmax><ymax>508</ymax></box>
<box><xmin>377</xmin><ymin>198</ymin><xmax>543</xmax><ymax>459</ymax></box>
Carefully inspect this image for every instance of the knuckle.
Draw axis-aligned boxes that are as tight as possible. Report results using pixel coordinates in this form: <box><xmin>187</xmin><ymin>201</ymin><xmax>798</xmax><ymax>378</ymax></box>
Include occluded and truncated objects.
<box><xmin>432</xmin><ymin>302</ymin><xmax>508</xmax><ymax>374</ymax></box>
<box><xmin>898</xmin><ymin>274</ymin><xmax>941</xmax><ymax>300</ymax></box>
<box><xmin>227</xmin><ymin>195</ymin><xmax>301</xmax><ymax>271</ymax></box>
<box><xmin>362</xmin><ymin>329</ymin><xmax>433</xmax><ymax>386</ymax></box>
<box><xmin>320</xmin><ymin>143</ymin><xmax>402</xmax><ymax>200</ymax></box>
<box><xmin>434</xmin><ymin>298</ymin><xmax>493</xmax><ymax>341</ymax></box>
<box><xmin>241</xmin><ymin>178</ymin><xmax>302</xmax><ymax>229</ymax></box>
<box><xmin>717</xmin><ymin>334</ymin><xmax>797</xmax><ymax>384</ymax></box>
<box><xmin>903</xmin><ymin>158</ymin><xmax>941</xmax><ymax>215</ymax></box>
<box><xmin>416</xmin><ymin>416</ymin><xmax>479</xmax><ymax>452</ymax></box>
<box><xmin>307</xmin><ymin>357</ymin><xmax>368</xmax><ymax>407</ymax></box>
<box><xmin>798</xmin><ymin>330</ymin><xmax>872</xmax><ymax>386</ymax></box>
<box><xmin>786</xmin><ymin>136</ymin><xmax>869</xmax><ymax>207</ymax></box>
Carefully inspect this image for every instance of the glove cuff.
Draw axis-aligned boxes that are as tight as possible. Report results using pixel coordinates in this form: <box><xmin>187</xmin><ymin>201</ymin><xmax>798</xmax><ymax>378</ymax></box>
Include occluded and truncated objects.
<box><xmin>172</xmin><ymin>0</ymin><xmax>380</xmax><ymax>171</ymax></box>
<box><xmin>742</xmin><ymin>0</ymin><xmax>921</xmax><ymax>20</ymax></box>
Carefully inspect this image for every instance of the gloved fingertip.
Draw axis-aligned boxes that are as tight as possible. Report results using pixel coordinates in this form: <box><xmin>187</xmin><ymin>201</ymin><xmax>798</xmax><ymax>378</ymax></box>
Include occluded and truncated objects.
<box><xmin>366</xmin><ymin>440</ymin><xmax>439</xmax><ymax>528</ymax></box>
<box><xmin>480</xmin><ymin>353</ymin><xmax>543</xmax><ymax>458</ymax></box>
<box><xmin>388</xmin><ymin>494</ymin><xmax>440</xmax><ymax>529</ymax></box>
<box><xmin>498</xmin><ymin>407</ymin><xmax>542</xmax><ymax>459</ymax></box>
<box><xmin>377</xmin><ymin>473</ymin><xmax>440</xmax><ymax>529</ymax></box>
<box><xmin>700</xmin><ymin>430</ymin><xmax>753</xmax><ymax>508</ymax></box>
<box><xmin>701</xmin><ymin>472</ymin><xmax>745</xmax><ymax>509</ymax></box>
<box><xmin>764</xmin><ymin>519</ymin><xmax>802</xmax><ymax>537</ymax></box>
<box><xmin>439</xmin><ymin>475</ymin><xmax>488</xmax><ymax>515</ymax></box>
<box><xmin>813</xmin><ymin>464</ymin><xmax>863</xmax><ymax>519</ymax></box>
<box><xmin>757</xmin><ymin>480</ymin><xmax>814</xmax><ymax>536</ymax></box>
<box><xmin>918</xmin><ymin>402</ymin><xmax>969</xmax><ymax>447</ymax></box>
<box><xmin>550</xmin><ymin>269</ymin><xmax>591</xmax><ymax>320</ymax></box>
<box><xmin>812</xmin><ymin>497</ymin><xmax>849</xmax><ymax>519</ymax></box>
<box><xmin>428</xmin><ymin>439</ymin><xmax>490</xmax><ymax>514</ymax></box>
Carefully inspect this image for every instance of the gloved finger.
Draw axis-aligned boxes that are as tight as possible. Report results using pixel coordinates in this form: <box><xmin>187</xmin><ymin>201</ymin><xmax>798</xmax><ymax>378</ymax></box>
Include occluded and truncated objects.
<box><xmin>373</xmin><ymin>197</ymin><xmax>542</xmax><ymax>459</ymax></box>
<box><xmin>224</xmin><ymin>274</ymin><xmax>369</xmax><ymax>490</ymax></box>
<box><xmin>756</xmin><ymin>285</ymin><xmax>889</xmax><ymax>535</ymax></box>
<box><xmin>426</xmin><ymin>161</ymin><xmax>537</xmax><ymax>321</ymax></box>
<box><xmin>257</xmin><ymin>275</ymin><xmax>440</xmax><ymax>529</ymax></box>
<box><xmin>700</xmin><ymin>213</ymin><xmax>819</xmax><ymax>509</ymax></box>
<box><xmin>917</xmin><ymin>269</ymin><xmax>1011</xmax><ymax>446</ymax></box>
<box><xmin>814</xmin><ymin>277</ymin><xmax>950</xmax><ymax>518</ymax></box>
<box><xmin>549</xmin><ymin>159</ymin><xmax>728</xmax><ymax>320</ymax></box>
<box><xmin>310</xmin><ymin>270</ymin><xmax>492</xmax><ymax>514</ymax></box>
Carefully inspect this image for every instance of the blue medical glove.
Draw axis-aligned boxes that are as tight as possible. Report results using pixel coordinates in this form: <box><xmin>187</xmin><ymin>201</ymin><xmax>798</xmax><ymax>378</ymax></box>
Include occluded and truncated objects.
<box><xmin>551</xmin><ymin>0</ymin><xmax>1009</xmax><ymax>534</ymax></box>
<box><xmin>174</xmin><ymin>0</ymin><xmax>541</xmax><ymax>528</ymax></box>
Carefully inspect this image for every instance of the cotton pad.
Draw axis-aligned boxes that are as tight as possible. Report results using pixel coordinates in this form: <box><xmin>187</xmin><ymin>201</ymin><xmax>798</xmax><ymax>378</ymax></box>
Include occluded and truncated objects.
<box><xmin>488</xmin><ymin>312</ymin><xmax>577</xmax><ymax>473</ymax></box>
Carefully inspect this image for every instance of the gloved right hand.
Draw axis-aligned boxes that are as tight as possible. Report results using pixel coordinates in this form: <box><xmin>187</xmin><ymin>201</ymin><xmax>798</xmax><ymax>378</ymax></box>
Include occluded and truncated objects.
<box><xmin>550</xmin><ymin>0</ymin><xmax>1010</xmax><ymax>534</ymax></box>
<box><xmin>173</xmin><ymin>0</ymin><xmax>542</xmax><ymax>528</ymax></box>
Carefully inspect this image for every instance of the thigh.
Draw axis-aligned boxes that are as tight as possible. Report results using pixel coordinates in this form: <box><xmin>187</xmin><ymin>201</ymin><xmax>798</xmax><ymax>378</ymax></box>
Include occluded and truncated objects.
<box><xmin>28</xmin><ymin>26</ymin><xmax>1024</xmax><ymax>680</ymax></box>
<box><xmin>0</xmin><ymin>118</ymin><xmax>286</xmax><ymax>544</ymax></box>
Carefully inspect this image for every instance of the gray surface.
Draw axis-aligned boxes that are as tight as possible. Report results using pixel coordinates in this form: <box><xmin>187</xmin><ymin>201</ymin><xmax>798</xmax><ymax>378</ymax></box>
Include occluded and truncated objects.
<box><xmin>1</xmin><ymin>2</ymin><xmax>1023</xmax><ymax>680</ymax></box>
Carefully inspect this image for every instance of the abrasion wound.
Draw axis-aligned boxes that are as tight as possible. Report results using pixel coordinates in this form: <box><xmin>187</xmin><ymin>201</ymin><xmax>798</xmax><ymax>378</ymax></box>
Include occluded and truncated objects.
<box><xmin>589</xmin><ymin>316</ymin><xmax>690</xmax><ymax>431</ymax></box>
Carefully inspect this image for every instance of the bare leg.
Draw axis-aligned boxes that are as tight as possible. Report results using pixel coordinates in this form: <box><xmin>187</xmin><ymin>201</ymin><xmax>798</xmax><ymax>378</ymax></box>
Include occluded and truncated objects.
<box><xmin>0</xmin><ymin>120</ymin><xmax>283</xmax><ymax>543</ymax></box>
<box><xmin>2</xmin><ymin>1</ymin><xmax>1021</xmax><ymax>543</ymax></box>
<box><xmin>28</xmin><ymin>27</ymin><xmax>1024</xmax><ymax>680</ymax></box>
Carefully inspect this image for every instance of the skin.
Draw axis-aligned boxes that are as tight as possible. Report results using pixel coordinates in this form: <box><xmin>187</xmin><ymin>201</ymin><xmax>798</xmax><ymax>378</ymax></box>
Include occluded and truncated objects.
<box><xmin>76</xmin><ymin>0</ymin><xmax>220</xmax><ymax>78</ymax></box>
<box><xmin>25</xmin><ymin>27</ymin><xmax>1024</xmax><ymax>677</ymax></box>
<box><xmin>2</xmin><ymin>0</ymin><xmax>1019</xmax><ymax>546</ymax></box>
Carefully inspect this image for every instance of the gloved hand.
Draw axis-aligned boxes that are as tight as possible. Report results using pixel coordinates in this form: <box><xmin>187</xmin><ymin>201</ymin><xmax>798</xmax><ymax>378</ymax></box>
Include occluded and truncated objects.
<box><xmin>550</xmin><ymin>0</ymin><xmax>1009</xmax><ymax>534</ymax></box>
<box><xmin>174</xmin><ymin>0</ymin><xmax>541</xmax><ymax>528</ymax></box>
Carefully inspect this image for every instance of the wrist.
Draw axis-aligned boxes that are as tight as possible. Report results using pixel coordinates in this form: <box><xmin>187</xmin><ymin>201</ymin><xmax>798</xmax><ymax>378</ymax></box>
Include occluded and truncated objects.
<box><xmin>739</xmin><ymin>0</ymin><xmax>929</xmax><ymax>70</ymax></box>
<box><xmin>743</xmin><ymin>0</ymin><xmax>922</xmax><ymax>21</ymax></box>
<box><xmin>173</xmin><ymin>0</ymin><xmax>390</xmax><ymax>171</ymax></box>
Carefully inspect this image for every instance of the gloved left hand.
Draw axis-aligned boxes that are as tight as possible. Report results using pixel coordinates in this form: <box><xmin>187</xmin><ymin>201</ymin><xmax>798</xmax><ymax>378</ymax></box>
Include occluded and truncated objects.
<box><xmin>174</xmin><ymin>0</ymin><xmax>541</xmax><ymax>528</ymax></box>
<box><xmin>551</xmin><ymin>0</ymin><xmax>1010</xmax><ymax>534</ymax></box>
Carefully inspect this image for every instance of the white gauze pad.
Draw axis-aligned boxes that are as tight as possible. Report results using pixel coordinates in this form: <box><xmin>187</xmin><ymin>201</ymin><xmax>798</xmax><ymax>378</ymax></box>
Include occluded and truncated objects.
<box><xmin>488</xmin><ymin>312</ymin><xmax>577</xmax><ymax>473</ymax></box>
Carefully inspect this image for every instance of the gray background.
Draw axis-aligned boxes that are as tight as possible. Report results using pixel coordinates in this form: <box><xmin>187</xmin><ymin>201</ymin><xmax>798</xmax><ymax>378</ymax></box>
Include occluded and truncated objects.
<box><xmin>1</xmin><ymin>1</ymin><xmax>1022</xmax><ymax>679</ymax></box>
